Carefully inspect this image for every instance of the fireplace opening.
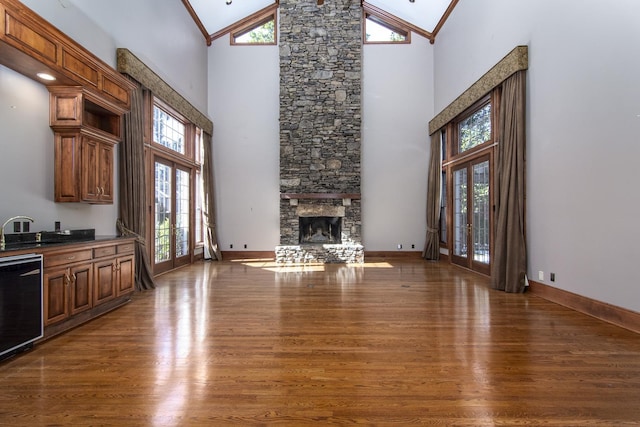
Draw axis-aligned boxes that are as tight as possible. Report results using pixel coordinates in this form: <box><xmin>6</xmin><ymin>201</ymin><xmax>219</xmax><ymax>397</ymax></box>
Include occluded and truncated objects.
<box><xmin>299</xmin><ymin>217</ymin><xmax>342</xmax><ymax>244</ymax></box>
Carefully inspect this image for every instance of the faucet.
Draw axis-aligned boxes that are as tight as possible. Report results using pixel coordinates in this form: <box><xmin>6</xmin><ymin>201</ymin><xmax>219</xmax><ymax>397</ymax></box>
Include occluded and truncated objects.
<box><xmin>0</xmin><ymin>215</ymin><xmax>34</xmax><ymax>249</ymax></box>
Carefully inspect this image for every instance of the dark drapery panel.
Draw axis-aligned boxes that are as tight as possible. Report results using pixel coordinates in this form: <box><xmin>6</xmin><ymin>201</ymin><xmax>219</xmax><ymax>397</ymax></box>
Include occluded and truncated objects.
<box><xmin>423</xmin><ymin>131</ymin><xmax>441</xmax><ymax>260</ymax></box>
<box><xmin>202</xmin><ymin>131</ymin><xmax>222</xmax><ymax>261</ymax></box>
<box><xmin>491</xmin><ymin>71</ymin><xmax>527</xmax><ymax>293</ymax></box>
<box><xmin>118</xmin><ymin>81</ymin><xmax>155</xmax><ymax>291</ymax></box>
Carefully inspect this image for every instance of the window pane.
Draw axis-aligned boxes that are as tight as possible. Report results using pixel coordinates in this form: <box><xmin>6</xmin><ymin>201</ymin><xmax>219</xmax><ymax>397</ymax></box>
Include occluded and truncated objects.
<box><xmin>155</xmin><ymin>162</ymin><xmax>172</xmax><ymax>264</ymax></box>
<box><xmin>365</xmin><ymin>16</ymin><xmax>408</xmax><ymax>42</ymax></box>
<box><xmin>458</xmin><ymin>103</ymin><xmax>491</xmax><ymax>153</ymax></box>
<box><xmin>453</xmin><ymin>168</ymin><xmax>467</xmax><ymax>257</ymax></box>
<box><xmin>175</xmin><ymin>169</ymin><xmax>190</xmax><ymax>258</ymax></box>
<box><xmin>153</xmin><ymin>106</ymin><xmax>185</xmax><ymax>155</ymax></box>
<box><xmin>195</xmin><ymin>170</ymin><xmax>203</xmax><ymax>245</ymax></box>
<box><xmin>234</xmin><ymin>18</ymin><xmax>275</xmax><ymax>44</ymax></box>
<box><xmin>472</xmin><ymin>161</ymin><xmax>490</xmax><ymax>264</ymax></box>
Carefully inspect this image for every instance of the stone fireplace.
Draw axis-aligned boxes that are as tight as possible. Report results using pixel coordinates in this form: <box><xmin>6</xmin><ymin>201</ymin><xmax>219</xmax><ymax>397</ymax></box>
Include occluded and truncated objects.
<box><xmin>276</xmin><ymin>0</ymin><xmax>364</xmax><ymax>263</ymax></box>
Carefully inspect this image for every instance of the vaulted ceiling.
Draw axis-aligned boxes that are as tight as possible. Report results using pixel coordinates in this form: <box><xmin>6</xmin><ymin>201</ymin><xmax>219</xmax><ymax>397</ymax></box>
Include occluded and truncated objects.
<box><xmin>182</xmin><ymin>0</ymin><xmax>458</xmax><ymax>45</ymax></box>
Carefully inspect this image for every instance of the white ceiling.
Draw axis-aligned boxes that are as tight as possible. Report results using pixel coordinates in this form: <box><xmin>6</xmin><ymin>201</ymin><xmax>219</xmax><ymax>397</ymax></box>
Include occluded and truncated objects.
<box><xmin>185</xmin><ymin>0</ymin><xmax>457</xmax><ymax>43</ymax></box>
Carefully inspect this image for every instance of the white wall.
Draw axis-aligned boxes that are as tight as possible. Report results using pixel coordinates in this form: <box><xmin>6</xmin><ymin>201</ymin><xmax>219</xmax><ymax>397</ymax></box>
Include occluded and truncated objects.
<box><xmin>362</xmin><ymin>36</ymin><xmax>434</xmax><ymax>251</ymax></box>
<box><xmin>0</xmin><ymin>1</ymin><xmax>207</xmax><ymax>236</ymax></box>
<box><xmin>208</xmin><ymin>39</ymin><xmax>281</xmax><ymax>251</ymax></box>
<box><xmin>435</xmin><ymin>0</ymin><xmax>640</xmax><ymax>312</ymax></box>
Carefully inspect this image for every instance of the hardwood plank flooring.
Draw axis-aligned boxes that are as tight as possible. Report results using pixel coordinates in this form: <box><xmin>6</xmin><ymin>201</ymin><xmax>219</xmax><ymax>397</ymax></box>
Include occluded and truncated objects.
<box><xmin>1</xmin><ymin>259</ymin><xmax>640</xmax><ymax>426</ymax></box>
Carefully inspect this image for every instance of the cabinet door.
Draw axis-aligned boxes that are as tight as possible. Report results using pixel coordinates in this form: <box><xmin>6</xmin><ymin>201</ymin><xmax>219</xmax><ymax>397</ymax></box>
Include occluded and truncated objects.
<box><xmin>97</xmin><ymin>142</ymin><xmax>113</xmax><ymax>203</ymax></box>
<box><xmin>43</xmin><ymin>267</ymin><xmax>70</xmax><ymax>326</ymax></box>
<box><xmin>69</xmin><ymin>263</ymin><xmax>93</xmax><ymax>316</ymax></box>
<box><xmin>93</xmin><ymin>259</ymin><xmax>116</xmax><ymax>305</ymax></box>
<box><xmin>54</xmin><ymin>132</ymin><xmax>81</xmax><ymax>202</ymax></box>
<box><xmin>116</xmin><ymin>255</ymin><xmax>135</xmax><ymax>296</ymax></box>
<box><xmin>81</xmin><ymin>137</ymin><xmax>100</xmax><ymax>202</ymax></box>
<box><xmin>81</xmin><ymin>137</ymin><xmax>114</xmax><ymax>204</ymax></box>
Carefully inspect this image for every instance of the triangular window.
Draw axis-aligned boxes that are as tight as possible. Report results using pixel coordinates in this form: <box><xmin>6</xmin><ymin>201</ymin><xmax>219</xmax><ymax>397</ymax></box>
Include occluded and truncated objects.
<box><xmin>232</xmin><ymin>13</ymin><xmax>276</xmax><ymax>45</ymax></box>
<box><xmin>364</xmin><ymin>11</ymin><xmax>410</xmax><ymax>44</ymax></box>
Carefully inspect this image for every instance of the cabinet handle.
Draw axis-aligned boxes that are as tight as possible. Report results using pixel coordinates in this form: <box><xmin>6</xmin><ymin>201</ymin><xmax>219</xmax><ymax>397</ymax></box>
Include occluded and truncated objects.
<box><xmin>71</xmin><ymin>273</ymin><xmax>77</xmax><ymax>284</ymax></box>
<box><xmin>66</xmin><ymin>255</ymin><xmax>76</xmax><ymax>260</ymax></box>
<box><xmin>64</xmin><ymin>273</ymin><xmax>71</xmax><ymax>286</ymax></box>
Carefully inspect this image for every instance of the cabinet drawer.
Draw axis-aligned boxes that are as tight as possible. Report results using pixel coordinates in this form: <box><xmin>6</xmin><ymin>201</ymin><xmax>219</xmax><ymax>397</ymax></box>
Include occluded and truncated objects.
<box><xmin>117</xmin><ymin>242</ymin><xmax>135</xmax><ymax>254</ymax></box>
<box><xmin>45</xmin><ymin>249</ymin><xmax>93</xmax><ymax>268</ymax></box>
<box><xmin>93</xmin><ymin>245</ymin><xmax>116</xmax><ymax>259</ymax></box>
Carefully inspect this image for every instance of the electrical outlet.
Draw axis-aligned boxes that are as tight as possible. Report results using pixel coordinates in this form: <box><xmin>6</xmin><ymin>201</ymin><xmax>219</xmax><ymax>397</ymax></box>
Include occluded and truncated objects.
<box><xmin>411</xmin><ymin>244</ymin><xmax>415</xmax><ymax>249</ymax></box>
<box><xmin>397</xmin><ymin>244</ymin><xmax>402</xmax><ymax>250</ymax></box>
<box><xmin>538</xmin><ymin>270</ymin><xmax>544</xmax><ymax>281</ymax></box>
<box><xmin>229</xmin><ymin>244</ymin><xmax>233</xmax><ymax>249</ymax></box>
<box><xmin>550</xmin><ymin>272</ymin><xmax>556</xmax><ymax>282</ymax></box>
<box><xmin>244</xmin><ymin>244</ymin><xmax>247</xmax><ymax>249</ymax></box>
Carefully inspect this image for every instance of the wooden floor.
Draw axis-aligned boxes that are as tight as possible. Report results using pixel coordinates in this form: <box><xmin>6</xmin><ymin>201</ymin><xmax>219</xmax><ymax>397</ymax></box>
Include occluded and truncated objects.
<box><xmin>2</xmin><ymin>259</ymin><xmax>640</xmax><ymax>426</ymax></box>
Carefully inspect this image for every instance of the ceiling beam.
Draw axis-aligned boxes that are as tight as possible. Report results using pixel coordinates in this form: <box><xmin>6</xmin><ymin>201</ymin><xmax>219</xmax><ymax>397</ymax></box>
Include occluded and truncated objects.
<box><xmin>181</xmin><ymin>0</ymin><xmax>212</xmax><ymax>46</ymax></box>
<box><xmin>430</xmin><ymin>0</ymin><xmax>459</xmax><ymax>45</ymax></box>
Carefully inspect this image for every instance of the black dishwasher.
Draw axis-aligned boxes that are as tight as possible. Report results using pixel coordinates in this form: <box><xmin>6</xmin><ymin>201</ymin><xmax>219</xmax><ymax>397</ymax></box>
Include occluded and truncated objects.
<box><xmin>0</xmin><ymin>254</ymin><xmax>43</xmax><ymax>361</ymax></box>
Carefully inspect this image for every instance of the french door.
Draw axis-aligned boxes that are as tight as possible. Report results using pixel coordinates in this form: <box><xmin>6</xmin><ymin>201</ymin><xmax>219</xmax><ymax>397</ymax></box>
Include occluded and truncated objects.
<box><xmin>451</xmin><ymin>155</ymin><xmax>491</xmax><ymax>275</ymax></box>
<box><xmin>153</xmin><ymin>156</ymin><xmax>191</xmax><ymax>275</ymax></box>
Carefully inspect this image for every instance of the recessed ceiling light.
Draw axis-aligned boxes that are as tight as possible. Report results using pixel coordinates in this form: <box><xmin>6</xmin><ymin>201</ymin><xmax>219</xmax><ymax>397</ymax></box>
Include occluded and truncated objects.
<box><xmin>36</xmin><ymin>72</ymin><xmax>56</xmax><ymax>81</ymax></box>
<box><xmin>226</xmin><ymin>0</ymin><xmax>232</xmax><ymax>4</ymax></box>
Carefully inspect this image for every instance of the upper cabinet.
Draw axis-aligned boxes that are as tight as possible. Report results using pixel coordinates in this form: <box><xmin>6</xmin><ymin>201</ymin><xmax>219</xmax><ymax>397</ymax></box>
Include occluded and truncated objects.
<box><xmin>49</xmin><ymin>86</ymin><xmax>124</xmax><ymax>141</ymax></box>
<box><xmin>0</xmin><ymin>0</ymin><xmax>135</xmax><ymax>109</ymax></box>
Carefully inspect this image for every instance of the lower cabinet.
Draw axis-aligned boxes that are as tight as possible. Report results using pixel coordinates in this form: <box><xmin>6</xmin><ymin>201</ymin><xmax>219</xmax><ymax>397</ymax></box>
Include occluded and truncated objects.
<box><xmin>41</xmin><ymin>238</ymin><xmax>135</xmax><ymax>333</ymax></box>
<box><xmin>43</xmin><ymin>262</ymin><xmax>93</xmax><ymax>326</ymax></box>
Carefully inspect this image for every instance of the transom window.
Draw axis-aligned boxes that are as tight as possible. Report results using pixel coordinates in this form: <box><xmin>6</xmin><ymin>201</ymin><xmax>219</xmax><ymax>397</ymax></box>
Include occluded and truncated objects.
<box><xmin>457</xmin><ymin>102</ymin><xmax>491</xmax><ymax>154</ymax></box>
<box><xmin>231</xmin><ymin>13</ymin><xmax>276</xmax><ymax>45</ymax></box>
<box><xmin>365</xmin><ymin>13</ymin><xmax>409</xmax><ymax>43</ymax></box>
<box><xmin>153</xmin><ymin>105</ymin><xmax>186</xmax><ymax>155</ymax></box>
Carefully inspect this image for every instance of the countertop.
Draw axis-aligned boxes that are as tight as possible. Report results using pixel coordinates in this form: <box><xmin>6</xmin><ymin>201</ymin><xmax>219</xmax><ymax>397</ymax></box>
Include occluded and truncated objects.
<box><xmin>0</xmin><ymin>235</ymin><xmax>134</xmax><ymax>255</ymax></box>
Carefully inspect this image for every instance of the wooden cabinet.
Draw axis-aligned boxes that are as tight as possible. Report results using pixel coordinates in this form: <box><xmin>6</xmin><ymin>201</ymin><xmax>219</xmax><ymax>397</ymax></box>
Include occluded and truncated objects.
<box><xmin>40</xmin><ymin>238</ymin><xmax>135</xmax><ymax>333</ymax></box>
<box><xmin>50</xmin><ymin>87</ymin><xmax>121</xmax><ymax>204</ymax></box>
<box><xmin>81</xmin><ymin>136</ymin><xmax>114</xmax><ymax>203</ymax></box>
<box><xmin>43</xmin><ymin>261</ymin><xmax>93</xmax><ymax>326</ymax></box>
<box><xmin>43</xmin><ymin>246</ymin><xmax>94</xmax><ymax>326</ymax></box>
<box><xmin>53</xmin><ymin>130</ymin><xmax>115</xmax><ymax>204</ymax></box>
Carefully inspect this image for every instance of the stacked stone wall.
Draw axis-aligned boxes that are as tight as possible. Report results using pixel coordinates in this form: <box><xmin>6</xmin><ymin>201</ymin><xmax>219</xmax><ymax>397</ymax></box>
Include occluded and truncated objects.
<box><xmin>278</xmin><ymin>0</ymin><xmax>363</xmax><ymax>263</ymax></box>
<box><xmin>279</xmin><ymin>0</ymin><xmax>362</xmax><ymax>195</ymax></box>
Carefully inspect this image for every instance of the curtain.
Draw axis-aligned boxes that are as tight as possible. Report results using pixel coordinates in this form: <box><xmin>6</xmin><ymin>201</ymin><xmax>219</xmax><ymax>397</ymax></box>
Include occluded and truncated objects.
<box><xmin>118</xmin><ymin>82</ymin><xmax>155</xmax><ymax>291</ymax></box>
<box><xmin>423</xmin><ymin>131</ymin><xmax>441</xmax><ymax>260</ymax></box>
<box><xmin>491</xmin><ymin>71</ymin><xmax>527</xmax><ymax>293</ymax></box>
<box><xmin>202</xmin><ymin>131</ymin><xmax>222</xmax><ymax>261</ymax></box>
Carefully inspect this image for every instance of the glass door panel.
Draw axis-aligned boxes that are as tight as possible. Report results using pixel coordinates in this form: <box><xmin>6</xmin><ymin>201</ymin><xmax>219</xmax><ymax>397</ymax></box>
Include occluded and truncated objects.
<box><xmin>451</xmin><ymin>155</ymin><xmax>491</xmax><ymax>275</ymax></box>
<box><xmin>154</xmin><ymin>161</ymin><xmax>172</xmax><ymax>269</ymax></box>
<box><xmin>153</xmin><ymin>157</ymin><xmax>192</xmax><ymax>274</ymax></box>
<box><xmin>453</xmin><ymin>167</ymin><xmax>468</xmax><ymax>260</ymax></box>
<box><xmin>174</xmin><ymin>167</ymin><xmax>191</xmax><ymax>267</ymax></box>
<box><xmin>472</xmin><ymin>160</ymin><xmax>490</xmax><ymax>267</ymax></box>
